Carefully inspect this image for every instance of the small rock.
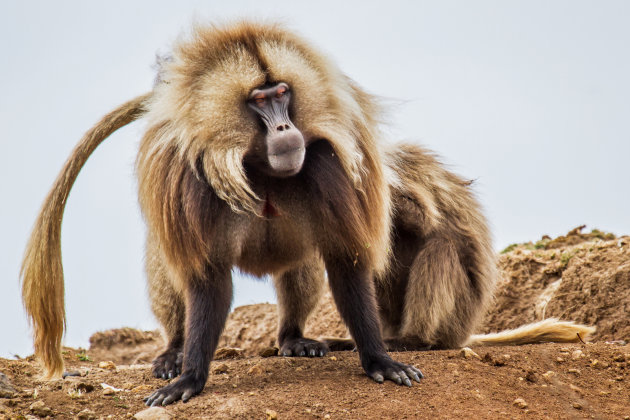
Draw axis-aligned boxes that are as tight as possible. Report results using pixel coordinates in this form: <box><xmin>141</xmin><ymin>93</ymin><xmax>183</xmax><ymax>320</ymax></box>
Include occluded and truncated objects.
<box><xmin>572</xmin><ymin>402</ymin><xmax>582</xmax><ymax>410</ymax></box>
<box><xmin>613</xmin><ymin>354</ymin><xmax>626</xmax><ymax>362</ymax></box>
<box><xmin>591</xmin><ymin>359</ymin><xmax>610</xmax><ymax>369</ymax></box>
<box><xmin>571</xmin><ymin>350</ymin><xmax>583</xmax><ymax>360</ymax></box>
<box><xmin>248</xmin><ymin>364</ymin><xmax>265</xmax><ymax>375</ymax></box>
<box><xmin>29</xmin><ymin>400</ymin><xmax>53</xmax><ymax>417</ymax></box>
<box><xmin>131</xmin><ymin>385</ymin><xmax>154</xmax><ymax>393</ymax></box>
<box><xmin>74</xmin><ymin>382</ymin><xmax>95</xmax><ymax>393</ymax></box>
<box><xmin>259</xmin><ymin>347</ymin><xmax>279</xmax><ymax>358</ymax></box>
<box><xmin>62</xmin><ymin>370</ymin><xmax>81</xmax><ymax>379</ymax></box>
<box><xmin>556</xmin><ymin>357</ymin><xmax>565</xmax><ymax>363</ymax></box>
<box><xmin>542</xmin><ymin>370</ymin><xmax>555</xmax><ymax>381</ymax></box>
<box><xmin>568</xmin><ymin>369</ymin><xmax>580</xmax><ymax>375</ymax></box>
<box><xmin>0</xmin><ymin>372</ymin><xmax>17</xmax><ymax>398</ymax></box>
<box><xmin>265</xmin><ymin>409</ymin><xmax>278</xmax><ymax>420</ymax></box>
<box><xmin>482</xmin><ymin>353</ymin><xmax>507</xmax><ymax>366</ymax></box>
<box><xmin>460</xmin><ymin>347</ymin><xmax>481</xmax><ymax>360</ymax></box>
<box><xmin>214</xmin><ymin>347</ymin><xmax>245</xmax><ymax>360</ymax></box>
<box><xmin>615</xmin><ymin>376</ymin><xmax>624</xmax><ymax>382</ymax></box>
<box><xmin>324</xmin><ymin>415</ymin><xmax>331</xmax><ymax>419</ymax></box>
<box><xmin>329</xmin><ymin>356</ymin><xmax>337</xmax><ymax>361</ymax></box>
<box><xmin>103</xmin><ymin>388</ymin><xmax>116</xmax><ymax>396</ymax></box>
<box><xmin>76</xmin><ymin>409</ymin><xmax>97</xmax><ymax>420</ymax></box>
<box><xmin>525</xmin><ymin>370</ymin><xmax>537</xmax><ymax>383</ymax></box>
<box><xmin>99</xmin><ymin>361</ymin><xmax>117</xmax><ymax>370</ymax></box>
<box><xmin>212</xmin><ymin>363</ymin><xmax>229</xmax><ymax>374</ymax></box>
<box><xmin>513</xmin><ymin>398</ymin><xmax>528</xmax><ymax>409</ymax></box>
<box><xmin>134</xmin><ymin>407</ymin><xmax>172</xmax><ymax>420</ymax></box>
<box><xmin>569</xmin><ymin>384</ymin><xmax>584</xmax><ymax>396</ymax></box>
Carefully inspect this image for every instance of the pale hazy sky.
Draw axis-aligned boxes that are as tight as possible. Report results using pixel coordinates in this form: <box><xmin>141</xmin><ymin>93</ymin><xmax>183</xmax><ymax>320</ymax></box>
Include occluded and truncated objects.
<box><xmin>1</xmin><ymin>1</ymin><xmax>629</xmax><ymax>358</ymax></box>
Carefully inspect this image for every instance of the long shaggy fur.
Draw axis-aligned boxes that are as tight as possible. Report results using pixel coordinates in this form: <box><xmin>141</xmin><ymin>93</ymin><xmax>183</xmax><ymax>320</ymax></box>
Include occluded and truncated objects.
<box><xmin>21</xmin><ymin>21</ymin><xmax>594</xmax><ymax>385</ymax></box>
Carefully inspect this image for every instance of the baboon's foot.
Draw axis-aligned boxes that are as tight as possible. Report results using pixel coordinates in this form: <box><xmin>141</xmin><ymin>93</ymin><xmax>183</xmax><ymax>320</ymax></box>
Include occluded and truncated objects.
<box><xmin>144</xmin><ymin>372</ymin><xmax>205</xmax><ymax>406</ymax></box>
<box><xmin>280</xmin><ymin>337</ymin><xmax>329</xmax><ymax>357</ymax></box>
<box><xmin>364</xmin><ymin>353</ymin><xmax>424</xmax><ymax>386</ymax></box>
<box><xmin>152</xmin><ymin>348</ymin><xmax>183</xmax><ymax>380</ymax></box>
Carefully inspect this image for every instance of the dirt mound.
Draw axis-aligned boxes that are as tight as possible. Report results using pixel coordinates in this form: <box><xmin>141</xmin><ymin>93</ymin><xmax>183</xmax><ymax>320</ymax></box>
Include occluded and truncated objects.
<box><xmin>88</xmin><ymin>328</ymin><xmax>164</xmax><ymax>366</ymax></box>
<box><xmin>218</xmin><ymin>292</ymin><xmax>348</xmax><ymax>356</ymax></box>
<box><xmin>482</xmin><ymin>227</ymin><xmax>630</xmax><ymax>342</ymax></box>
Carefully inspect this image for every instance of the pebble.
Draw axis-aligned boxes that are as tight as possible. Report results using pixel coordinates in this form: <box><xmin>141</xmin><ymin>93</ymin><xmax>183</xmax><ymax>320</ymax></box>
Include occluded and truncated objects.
<box><xmin>542</xmin><ymin>371</ymin><xmax>556</xmax><ymax>381</ymax></box>
<box><xmin>212</xmin><ymin>363</ymin><xmax>229</xmax><ymax>374</ymax></box>
<box><xmin>513</xmin><ymin>398</ymin><xmax>528</xmax><ymax>409</ymax></box>
<box><xmin>29</xmin><ymin>400</ymin><xmax>53</xmax><ymax>417</ymax></box>
<box><xmin>265</xmin><ymin>409</ymin><xmax>278</xmax><ymax>420</ymax></box>
<box><xmin>571</xmin><ymin>350</ymin><xmax>584</xmax><ymax>360</ymax></box>
<box><xmin>568</xmin><ymin>369</ymin><xmax>580</xmax><ymax>375</ymax></box>
<box><xmin>460</xmin><ymin>347</ymin><xmax>481</xmax><ymax>360</ymax></box>
<box><xmin>572</xmin><ymin>402</ymin><xmax>582</xmax><ymax>410</ymax></box>
<box><xmin>214</xmin><ymin>347</ymin><xmax>245</xmax><ymax>360</ymax></box>
<box><xmin>98</xmin><ymin>361</ymin><xmax>117</xmax><ymax>370</ymax></box>
<box><xmin>0</xmin><ymin>372</ymin><xmax>16</xmax><ymax>398</ymax></box>
<box><xmin>259</xmin><ymin>347</ymin><xmax>279</xmax><ymax>358</ymax></box>
<box><xmin>76</xmin><ymin>409</ymin><xmax>97</xmax><ymax>420</ymax></box>
<box><xmin>329</xmin><ymin>356</ymin><xmax>337</xmax><ymax>361</ymax></box>
<box><xmin>525</xmin><ymin>370</ymin><xmax>537</xmax><ymax>383</ymax></box>
<box><xmin>569</xmin><ymin>384</ymin><xmax>584</xmax><ymax>396</ymax></box>
<box><xmin>74</xmin><ymin>382</ymin><xmax>96</xmax><ymax>393</ymax></box>
<box><xmin>556</xmin><ymin>357</ymin><xmax>565</xmax><ymax>363</ymax></box>
<box><xmin>248</xmin><ymin>364</ymin><xmax>265</xmax><ymax>375</ymax></box>
<box><xmin>134</xmin><ymin>407</ymin><xmax>172</xmax><ymax>420</ymax></box>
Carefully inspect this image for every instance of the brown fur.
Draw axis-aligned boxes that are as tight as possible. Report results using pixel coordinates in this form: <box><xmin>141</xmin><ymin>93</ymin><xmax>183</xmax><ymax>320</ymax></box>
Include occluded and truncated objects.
<box><xmin>22</xmin><ymin>22</ymin><xmax>421</xmax><ymax>403</ymax></box>
<box><xmin>21</xmin><ymin>21</ymin><xmax>592</xmax><ymax>403</ymax></box>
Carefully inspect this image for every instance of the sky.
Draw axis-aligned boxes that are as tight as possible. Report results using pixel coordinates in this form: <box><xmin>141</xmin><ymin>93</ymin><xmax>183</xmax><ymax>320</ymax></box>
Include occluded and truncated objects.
<box><xmin>1</xmin><ymin>1</ymin><xmax>629</xmax><ymax>358</ymax></box>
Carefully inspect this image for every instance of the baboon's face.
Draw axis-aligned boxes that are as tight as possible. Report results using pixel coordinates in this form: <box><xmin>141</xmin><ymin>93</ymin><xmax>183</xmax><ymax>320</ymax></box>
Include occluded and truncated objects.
<box><xmin>245</xmin><ymin>82</ymin><xmax>305</xmax><ymax>177</ymax></box>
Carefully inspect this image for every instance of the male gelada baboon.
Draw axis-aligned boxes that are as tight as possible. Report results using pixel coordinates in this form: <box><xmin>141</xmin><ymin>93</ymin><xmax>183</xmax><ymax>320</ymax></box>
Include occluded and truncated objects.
<box><xmin>21</xmin><ymin>21</ymin><xmax>594</xmax><ymax>406</ymax></box>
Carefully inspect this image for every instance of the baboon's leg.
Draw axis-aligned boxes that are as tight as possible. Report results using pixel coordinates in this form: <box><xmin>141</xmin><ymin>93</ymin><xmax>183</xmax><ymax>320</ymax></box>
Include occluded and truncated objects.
<box><xmin>400</xmin><ymin>235</ymin><xmax>480</xmax><ymax>349</ymax></box>
<box><xmin>325</xmin><ymin>258</ymin><xmax>423</xmax><ymax>385</ymax></box>
<box><xmin>145</xmin><ymin>265</ymin><xmax>233</xmax><ymax>406</ymax></box>
<box><xmin>273</xmin><ymin>257</ymin><xmax>328</xmax><ymax>357</ymax></box>
<box><xmin>146</xmin><ymin>236</ymin><xmax>185</xmax><ymax>379</ymax></box>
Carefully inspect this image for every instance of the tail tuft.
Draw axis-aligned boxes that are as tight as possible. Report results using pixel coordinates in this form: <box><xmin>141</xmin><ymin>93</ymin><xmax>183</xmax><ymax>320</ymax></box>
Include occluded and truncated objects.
<box><xmin>466</xmin><ymin>318</ymin><xmax>596</xmax><ymax>347</ymax></box>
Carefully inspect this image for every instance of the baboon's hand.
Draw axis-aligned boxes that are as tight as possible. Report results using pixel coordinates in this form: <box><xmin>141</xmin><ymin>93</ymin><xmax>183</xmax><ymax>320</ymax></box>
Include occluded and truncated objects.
<box><xmin>280</xmin><ymin>337</ymin><xmax>329</xmax><ymax>357</ymax></box>
<box><xmin>144</xmin><ymin>373</ymin><xmax>205</xmax><ymax>406</ymax></box>
<box><xmin>365</xmin><ymin>355</ymin><xmax>424</xmax><ymax>386</ymax></box>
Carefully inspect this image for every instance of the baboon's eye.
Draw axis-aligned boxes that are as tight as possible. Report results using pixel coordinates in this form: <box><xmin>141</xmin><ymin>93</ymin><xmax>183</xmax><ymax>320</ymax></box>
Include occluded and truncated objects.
<box><xmin>253</xmin><ymin>93</ymin><xmax>266</xmax><ymax>106</ymax></box>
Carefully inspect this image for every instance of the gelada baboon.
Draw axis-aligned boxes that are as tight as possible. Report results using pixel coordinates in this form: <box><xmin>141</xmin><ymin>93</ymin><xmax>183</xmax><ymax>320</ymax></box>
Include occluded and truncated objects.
<box><xmin>21</xmin><ymin>21</ymin><xmax>593</xmax><ymax>406</ymax></box>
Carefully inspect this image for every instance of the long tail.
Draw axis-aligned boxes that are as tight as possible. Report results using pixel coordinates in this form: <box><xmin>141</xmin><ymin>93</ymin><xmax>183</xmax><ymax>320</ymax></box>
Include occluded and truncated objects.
<box><xmin>20</xmin><ymin>93</ymin><xmax>152</xmax><ymax>379</ymax></box>
<box><xmin>465</xmin><ymin>318</ymin><xmax>596</xmax><ymax>347</ymax></box>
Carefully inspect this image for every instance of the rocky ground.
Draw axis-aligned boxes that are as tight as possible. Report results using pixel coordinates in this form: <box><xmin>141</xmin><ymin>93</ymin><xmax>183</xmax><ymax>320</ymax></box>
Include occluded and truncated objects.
<box><xmin>1</xmin><ymin>227</ymin><xmax>628</xmax><ymax>419</ymax></box>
